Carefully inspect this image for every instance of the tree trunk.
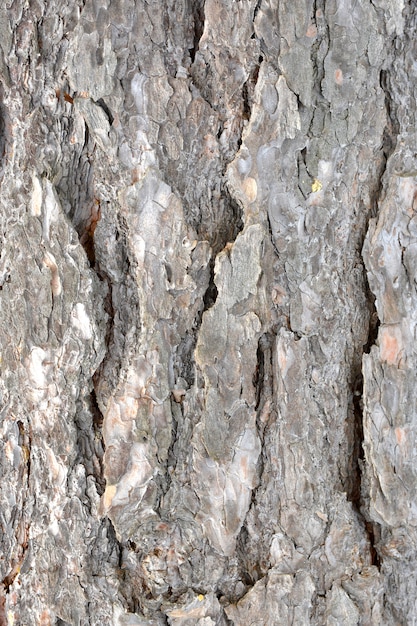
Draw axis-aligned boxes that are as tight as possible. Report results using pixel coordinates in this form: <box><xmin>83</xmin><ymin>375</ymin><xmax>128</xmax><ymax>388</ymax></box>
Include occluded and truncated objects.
<box><xmin>1</xmin><ymin>0</ymin><xmax>416</xmax><ymax>624</ymax></box>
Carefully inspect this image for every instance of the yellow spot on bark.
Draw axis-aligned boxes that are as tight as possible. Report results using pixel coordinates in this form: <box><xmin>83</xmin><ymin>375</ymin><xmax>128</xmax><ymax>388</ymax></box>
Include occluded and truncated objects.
<box><xmin>311</xmin><ymin>179</ymin><xmax>322</xmax><ymax>193</ymax></box>
<box><xmin>198</xmin><ymin>594</ymin><xmax>204</xmax><ymax>601</ymax></box>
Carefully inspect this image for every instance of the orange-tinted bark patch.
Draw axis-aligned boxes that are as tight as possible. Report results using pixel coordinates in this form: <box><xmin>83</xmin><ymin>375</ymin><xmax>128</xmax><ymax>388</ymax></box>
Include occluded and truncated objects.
<box><xmin>39</xmin><ymin>610</ymin><xmax>52</xmax><ymax>626</ymax></box>
<box><xmin>306</xmin><ymin>24</ymin><xmax>317</xmax><ymax>38</ymax></box>
<box><xmin>380</xmin><ymin>327</ymin><xmax>401</xmax><ymax>365</ymax></box>
<box><xmin>395</xmin><ymin>427</ymin><xmax>405</xmax><ymax>446</ymax></box>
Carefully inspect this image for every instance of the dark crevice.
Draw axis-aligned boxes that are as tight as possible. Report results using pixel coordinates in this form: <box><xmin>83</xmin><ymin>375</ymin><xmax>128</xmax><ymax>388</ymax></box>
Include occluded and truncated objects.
<box><xmin>349</xmin><ymin>292</ymin><xmax>381</xmax><ymax>569</ymax></box>
<box><xmin>297</xmin><ymin>147</ymin><xmax>313</xmax><ymax>198</ymax></box>
<box><xmin>348</xmin><ymin>372</ymin><xmax>365</xmax><ymax>507</ymax></box>
<box><xmin>103</xmin><ymin>518</ymin><xmax>135</xmax><ymax>610</ymax></box>
<box><xmin>93</xmin><ymin>265</ymin><xmax>115</xmax><ymax>382</ymax></box>
<box><xmin>241</xmin><ymin>79</ymin><xmax>251</xmax><ymax>123</ymax></box>
<box><xmin>0</xmin><ymin>85</ymin><xmax>7</xmax><ymax>185</ymax></box>
<box><xmin>73</xmin><ymin>391</ymin><xmax>105</xmax><ymax>498</ymax></box>
<box><xmin>240</xmin><ymin>59</ymin><xmax>261</xmax><ymax>123</ymax></box>
<box><xmin>196</xmin><ymin>184</ymin><xmax>244</xmax><ymax>256</ymax></box>
<box><xmin>95</xmin><ymin>98</ymin><xmax>114</xmax><ymax>125</ymax></box>
<box><xmin>363</xmin><ymin>288</ymin><xmax>380</xmax><ymax>355</ymax></box>
<box><xmin>202</xmin><ymin>259</ymin><xmax>218</xmax><ymax>311</ymax></box>
<box><xmin>173</xmin><ymin>330</ymin><xmax>197</xmax><ymax>388</ymax></box>
<box><xmin>218</xmin><ymin>187</ymin><xmax>244</xmax><ymax>253</ymax></box>
<box><xmin>236</xmin><ymin>521</ymin><xmax>265</xmax><ymax>590</ymax></box>
<box><xmin>253</xmin><ymin>0</ymin><xmax>262</xmax><ymax>21</ymax></box>
<box><xmin>56</xmin><ymin>117</ymin><xmax>98</xmax><ymax>267</ymax></box>
<box><xmin>253</xmin><ymin>339</ymin><xmax>264</xmax><ymax>412</ymax></box>
<box><xmin>343</xmin><ymin>53</ymin><xmax>399</xmax><ymax>569</ymax></box>
<box><xmin>310</xmin><ymin>0</ymin><xmax>329</xmax><ymax>97</ymax></box>
<box><xmin>90</xmin><ymin>389</ymin><xmax>105</xmax><ymax>490</ymax></box>
<box><xmin>379</xmin><ymin>69</ymin><xmax>400</xmax><ymax>154</ymax></box>
<box><xmin>346</xmin><ymin>274</ymin><xmax>379</xmax><ymax>505</ymax></box>
<box><xmin>76</xmin><ymin>245</ymin><xmax>115</xmax><ymax>502</ymax></box>
<box><xmin>189</xmin><ymin>0</ymin><xmax>205</xmax><ymax>63</ymax></box>
<box><xmin>196</xmin><ymin>187</ymin><xmax>243</xmax><ymax>320</ymax></box>
<box><xmin>345</xmin><ymin>235</ymin><xmax>382</xmax><ymax>569</ymax></box>
<box><xmin>365</xmin><ymin>68</ymin><xmax>399</xmax><ymax>219</ymax></box>
<box><xmin>253</xmin><ymin>333</ymin><xmax>274</xmax><ymax>417</ymax></box>
<box><xmin>232</xmin><ymin>332</ymin><xmax>276</xmax><ymax>598</ymax></box>
<box><xmin>365</xmin><ymin>521</ymin><xmax>381</xmax><ymax>568</ymax></box>
<box><xmin>78</xmin><ymin>198</ymin><xmax>101</xmax><ymax>267</ymax></box>
<box><xmin>345</xmin><ymin>53</ymin><xmax>400</xmax><ymax>571</ymax></box>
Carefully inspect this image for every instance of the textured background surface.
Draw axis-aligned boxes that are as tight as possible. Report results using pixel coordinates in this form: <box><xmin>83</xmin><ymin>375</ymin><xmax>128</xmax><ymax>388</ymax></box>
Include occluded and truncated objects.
<box><xmin>0</xmin><ymin>0</ymin><xmax>416</xmax><ymax>623</ymax></box>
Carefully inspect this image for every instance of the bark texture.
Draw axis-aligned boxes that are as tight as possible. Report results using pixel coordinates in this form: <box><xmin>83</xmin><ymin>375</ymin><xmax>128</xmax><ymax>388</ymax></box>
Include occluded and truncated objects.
<box><xmin>0</xmin><ymin>0</ymin><xmax>416</xmax><ymax>624</ymax></box>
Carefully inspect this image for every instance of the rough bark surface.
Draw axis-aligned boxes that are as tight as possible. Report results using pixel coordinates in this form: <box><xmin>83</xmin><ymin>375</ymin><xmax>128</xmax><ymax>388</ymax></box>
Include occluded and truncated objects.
<box><xmin>0</xmin><ymin>0</ymin><xmax>416</xmax><ymax>624</ymax></box>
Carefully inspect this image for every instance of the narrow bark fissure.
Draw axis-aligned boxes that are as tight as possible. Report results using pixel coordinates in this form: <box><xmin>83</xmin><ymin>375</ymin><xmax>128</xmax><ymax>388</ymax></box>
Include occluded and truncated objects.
<box><xmin>55</xmin><ymin>115</ymin><xmax>98</xmax><ymax>267</ymax></box>
<box><xmin>73</xmin><ymin>255</ymin><xmax>115</xmax><ymax>504</ymax></box>
<box><xmin>348</xmin><ymin>372</ymin><xmax>365</xmax><ymax>505</ymax></box>
<box><xmin>363</xmin><ymin>289</ymin><xmax>380</xmax><ymax>356</ymax></box>
<box><xmin>173</xmin><ymin>329</ymin><xmax>198</xmax><ymax>388</ymax></box>
<box><xmin>90</xmin><ymin>389</ymin><xmax>105</xmax><ymax>493</ymax></box>
<box><xmin>253</xmin><ymin>337</ymin><xmax>265</xmax><ymax>412</ymax></box>
<box><xmin>379</xmin><ymin>69</ymin><xmax>400</xmax><ymax>154</ymax></box>
<box><xmin>365</xmin><ymin>520</ymin><xmax>381</xmax><ymax>569</ymax></box>
<box><xmin>253</xmin><ymin>0</ymin><xmax>262</xmax><ymax>21</ymax></box>
<box><xmin>345</xmin><ymin>52</ymin><xmax>400</xmax><ymax>571</ymax></box>
<box><xmin>231</xmin><ymin>332</ymin><xmax>276</xmax><ymax>597</ymax></box>
<box><xmin>346</xmin><ymin>274</ymin><xmax>380</xmax><ymax>502</ymax></box>
<box><xmin>0</xmin><ymin>87</ymin><xmax>7</xmax><ymax>184</ymax></box>
<box><xmin>236</xmin><ymin>525</ymin><xmax>260</xmax><ymax>589</ymax></box>
<box><xmin>241</xmin><ymin>58</ymin><xmax>261</xmax><ymax>127</ymax></box>
<box><xmin>95</xmin><ymin>98</ymin><xmax>114</xmax><ymax>125</ymax></box>
<box><xmin>202</xmin><ymin>259</ymin><xmax>218</xmax><ymax>311</ymax></box>
<box><xmin>189</xmin><ymin>0</ymin><xmax>205</xmax><ymax>63</ymax></box>
<box><xmin>336</xmin><ymin>40</ymin><xmax>399</xmax><ymax>569</ymax></box>
<box><xmin>348</xmin><ymin>283</ymin><xmax>382</xmax><ymax>570</ymax></box>
<box><xmin>345</xmin><ymin>224</ymin><xmax>382</xmax><ymax>569</ymax></box>
<box><xmin>103</xmin><ymin>518</ymin><xmax>137</xmax><ymax>613</ymax></box>
<box><xmin>209</xmin><ymin>185</ymin><xmax>245</xmax><ymax>256</ymax></box>
<box><xmin>172</xmin><ymin>189</ymin><xmax>243</xmax><ymax>392</ymax></box>
<box><xmin>310</xmin><ymin>0</ymin><xmax>330</xmax><ymax>94</ymax></box>
<box><xmin>254</xmin><ymin>333</ymin><xmax>275</xmax><ymax>426</ymax></box>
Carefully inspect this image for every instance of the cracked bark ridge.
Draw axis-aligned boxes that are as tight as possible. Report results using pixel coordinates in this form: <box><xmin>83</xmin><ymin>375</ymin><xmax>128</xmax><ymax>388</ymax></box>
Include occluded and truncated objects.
<box><xmin>0</xmin><ymin>0</ymin><xmax>416</xmax><ymax>624</ymax></box>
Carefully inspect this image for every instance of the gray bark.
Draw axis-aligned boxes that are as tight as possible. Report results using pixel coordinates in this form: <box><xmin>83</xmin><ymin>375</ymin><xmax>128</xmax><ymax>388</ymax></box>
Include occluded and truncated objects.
<box><xmin>0</xmin><ymin>0</ymin><xmax>416</xmax><ymax>624</ymax></box>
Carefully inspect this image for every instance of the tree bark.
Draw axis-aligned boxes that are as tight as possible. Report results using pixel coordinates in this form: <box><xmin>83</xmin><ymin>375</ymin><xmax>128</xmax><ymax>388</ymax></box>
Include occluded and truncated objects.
<box><xmin>0</xmin><ymin>0</ymin><xmax>416</xmax><ymax>624</ymax></box>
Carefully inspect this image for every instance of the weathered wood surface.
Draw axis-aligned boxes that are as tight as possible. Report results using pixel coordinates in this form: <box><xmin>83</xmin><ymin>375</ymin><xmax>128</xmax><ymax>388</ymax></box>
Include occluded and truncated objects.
<box><xmin>0</xmin><ymin>0</ymin><xmax>416</xmax><ymax>624</ymax></box>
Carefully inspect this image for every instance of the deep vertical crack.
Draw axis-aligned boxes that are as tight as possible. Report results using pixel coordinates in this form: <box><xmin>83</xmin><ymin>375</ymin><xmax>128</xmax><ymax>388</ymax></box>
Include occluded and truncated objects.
<box><xmin>189</xmin><ymin>0</ymin><xmax>205</xmax><ymax>63</ymax></box>
<box><xmin>344</xmin><ymin>93</ymin><xmax>396</xmax><ymax>573</ymax></box>
<box><xmin>232</xmin><ymin>332</ymin><xmax>276</xmax><ymax>597</ymax></box>
<box><xmin>347</xmin><ymin>47</ymin><xmax>400</xmax><ymax>573</ymax></box>
<box><xmin>342</xmin><ymin>49</ymin><xmax>399</xmax><ymax>569</ymax></box>
<box><xmin>202</xmin><ymin>259</ymin><xmax>218</xmax><ymax>310</ymax></box>
<box><xmin>0</xmin><ymin>84</ymin><xmax>7</xmax><ymax>185</ymax></box>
